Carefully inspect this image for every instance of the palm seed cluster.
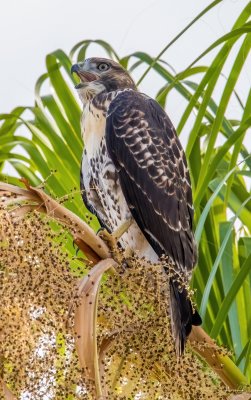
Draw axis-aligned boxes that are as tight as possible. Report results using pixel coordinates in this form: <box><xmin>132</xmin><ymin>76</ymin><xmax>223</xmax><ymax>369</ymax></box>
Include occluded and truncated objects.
<box><xmin>97</xmin><ymin>255</ymin><xmax>230</xmax><ymax>399</ymax></box>
<box><xmin>0</xmin><ymin>190</ymin><xmax>237</xmax><ymax>399</ymax></box>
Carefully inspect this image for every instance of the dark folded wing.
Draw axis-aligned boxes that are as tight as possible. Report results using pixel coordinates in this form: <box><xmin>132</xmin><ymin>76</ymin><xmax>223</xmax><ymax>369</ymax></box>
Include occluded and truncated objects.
<box><xmin>105</xmin><ymin>90</ymin><xmax>197</xmax><ymax>273</ymax></box>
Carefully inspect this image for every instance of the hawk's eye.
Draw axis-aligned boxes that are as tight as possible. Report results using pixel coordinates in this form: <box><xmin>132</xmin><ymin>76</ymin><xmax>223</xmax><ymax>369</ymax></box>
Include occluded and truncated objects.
<box><xmin>97</xmin><ymin>63</ymin><xmax>110</xmax><ymax>72</ymax></box>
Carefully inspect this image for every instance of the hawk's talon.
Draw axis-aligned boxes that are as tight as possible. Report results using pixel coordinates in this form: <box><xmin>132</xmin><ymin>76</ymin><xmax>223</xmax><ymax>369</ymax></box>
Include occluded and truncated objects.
<box><xmin>97</xmin><ymin>228</ymin><xmax>117</xmax><ymax>251</ymax></box>
<box><xmin>97</xmin><ymin>219</ymin><xmax>133</xmax><ymax>263</ymax></box>
<box><xmin>96</xmin><ymin>226</ymin><xmax>111</xmax><ymax>235</ymax></box>
<box><xmin>97</xmin><ymin>219</ymin><xmax>133</xmax><ymax>250</ymax></box>
<box><xmin>72</xmin><ymin>240</ymin><xmax>80</xmax><ymax>256</ymax></box>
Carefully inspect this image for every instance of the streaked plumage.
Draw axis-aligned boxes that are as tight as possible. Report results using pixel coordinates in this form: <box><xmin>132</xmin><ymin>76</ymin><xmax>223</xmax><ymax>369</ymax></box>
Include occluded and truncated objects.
<box><xmin>71</xmin><ymin>57</ymin><xmax>201</xmax><ymax>355</ymax></box>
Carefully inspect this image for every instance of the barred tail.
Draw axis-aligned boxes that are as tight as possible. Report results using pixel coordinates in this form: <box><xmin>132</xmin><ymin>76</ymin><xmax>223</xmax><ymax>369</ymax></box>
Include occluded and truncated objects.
<box><xmin>169</xmin><ymin>279</ymin><xmax>202</xmax><ymax>356</ymax></box>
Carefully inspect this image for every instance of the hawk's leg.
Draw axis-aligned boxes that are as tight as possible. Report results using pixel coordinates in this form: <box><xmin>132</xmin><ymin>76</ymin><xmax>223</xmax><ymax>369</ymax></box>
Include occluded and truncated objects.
<box><xmin>113</xmin><ymin>218</ymin><xmax>133</xmax><ymax>241</ymax></box>
<box><xmin>98</xmin><ymin>218</ymin><xmax>133</xmax><ymax>258</ymax></box>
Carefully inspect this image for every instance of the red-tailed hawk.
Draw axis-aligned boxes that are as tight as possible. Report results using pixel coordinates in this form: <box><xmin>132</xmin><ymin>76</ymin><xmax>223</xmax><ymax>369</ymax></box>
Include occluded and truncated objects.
<box><xmin>71</xmin><ymin>57</ymin><xmax>201</xmax><ymax>355</ymax></box>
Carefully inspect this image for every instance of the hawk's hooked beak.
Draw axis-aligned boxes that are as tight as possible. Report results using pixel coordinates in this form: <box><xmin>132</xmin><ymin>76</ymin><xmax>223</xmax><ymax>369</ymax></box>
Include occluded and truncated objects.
<box><xmin>71</xmin><ymin>64</ymin><xmax>98</xmax><ymax>89</ymax></box>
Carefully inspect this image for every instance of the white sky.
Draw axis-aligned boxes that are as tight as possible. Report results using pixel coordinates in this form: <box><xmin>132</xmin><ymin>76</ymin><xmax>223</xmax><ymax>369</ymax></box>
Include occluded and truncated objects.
<box><xmin>0</xmin><ymin>0</ymin><xmax>249</xmax><ymax>116</ymax></box>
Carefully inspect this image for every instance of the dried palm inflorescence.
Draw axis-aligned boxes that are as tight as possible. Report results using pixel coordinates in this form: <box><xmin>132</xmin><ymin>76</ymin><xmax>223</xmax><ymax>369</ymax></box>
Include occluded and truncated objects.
<box><xmin>0</xmin><ymin>183</ymin><xmax>249</xmax><ymax>399</ymax></box>
<box><xmin>96</xmin><ymin>256</ymin><xmax>228</xmax><ymax>399</ymax></box>
<box><xmin>0</xmin><ymin>209</ymin><xmax>86</xmax><ymax>398</ymax></box>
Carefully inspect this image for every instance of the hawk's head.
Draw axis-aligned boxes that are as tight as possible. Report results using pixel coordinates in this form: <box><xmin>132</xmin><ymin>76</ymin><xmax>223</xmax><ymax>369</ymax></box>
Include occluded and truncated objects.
<box><xmin>71</xmin><ymin>57</ymin><xmax>136</xmax><ymax>102</ymax></box>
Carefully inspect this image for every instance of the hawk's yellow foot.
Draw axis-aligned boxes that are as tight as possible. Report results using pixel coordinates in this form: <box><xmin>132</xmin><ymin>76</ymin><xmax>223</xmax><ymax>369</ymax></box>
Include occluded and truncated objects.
<box><xmin>98</xmin><ymin>219</ymin><xmax>133</xmax><ymax>262</ymax></box>
<box><xmin>98</xmin><ymin>218</ymin><xmax>133</xmax><ymax>248</ymax></box>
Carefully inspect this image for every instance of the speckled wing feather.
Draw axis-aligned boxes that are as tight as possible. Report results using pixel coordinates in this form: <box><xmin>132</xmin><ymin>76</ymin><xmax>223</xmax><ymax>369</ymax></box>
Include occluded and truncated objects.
<box><xmin>105</xmin><ymin>90</ymin><xmax>201</xmax><ymax>354</ymax></box>
<box><xmin>106</xmin><ymin>90</ymin><xmax>196</xmax><ymax>272</ymax></box>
